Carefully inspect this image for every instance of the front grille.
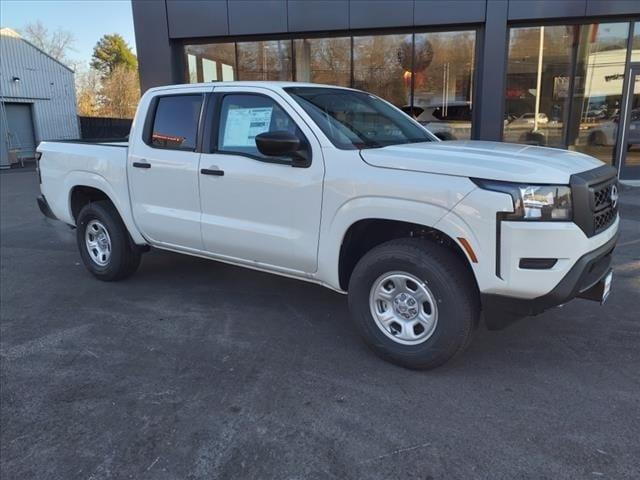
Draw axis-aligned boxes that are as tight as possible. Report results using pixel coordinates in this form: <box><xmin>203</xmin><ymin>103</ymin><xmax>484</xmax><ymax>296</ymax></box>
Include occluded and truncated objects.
<box><xmin>594</xmin><ymin>206</ymin><xmax>616</xmax><ymax>232</ymax></box>
<box><xmin>591</xmin><ymin>179</ymin><xmax>618</xmax><ymax>234</ymax></box>
<box><xmin>570</xmin><ymin>165</ymin><xmax>619</xmax><ymax>237</ymax></box>
<box><xmin>593</xmin><ymin>183</ymin><xmax>614</xmax><ymax>210</ymax></box>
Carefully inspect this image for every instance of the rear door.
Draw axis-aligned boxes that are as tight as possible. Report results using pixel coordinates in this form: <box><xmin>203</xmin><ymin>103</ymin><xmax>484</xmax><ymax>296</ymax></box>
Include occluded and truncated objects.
<box><xmin>197</xmin><ymin>86</ymin><xmax>325</xmax><ymax>273</ymax></box>
<box><xmin>128</xmin><ymin>87</ymin><xmax>210</xmax><ymax>249</ymax></box>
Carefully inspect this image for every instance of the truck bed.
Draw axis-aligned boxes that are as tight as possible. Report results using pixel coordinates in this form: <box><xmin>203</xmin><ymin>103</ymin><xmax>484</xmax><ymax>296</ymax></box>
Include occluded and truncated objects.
<box><xmin>37</xmin><ymin>139</ymin><xmax>133</xmax><ymax>231</ymax></box>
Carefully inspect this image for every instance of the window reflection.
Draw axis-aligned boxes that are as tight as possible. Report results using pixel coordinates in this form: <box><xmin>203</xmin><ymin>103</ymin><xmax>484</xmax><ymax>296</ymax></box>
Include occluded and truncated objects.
<box><xmin>183</xmin><ymin>31</ymin><xmax>476</xmax><ymax>135</ymax></box>
<box><xmin>353</xmin><ymin>34</ymin><xmax>412</xmax><ymax>108</ymax></box>
<box><xmin>413</xmin><ymin>31</ymin><xmax>476</xmax><ymax>140</ymax></box>
<box><xmin>625</xmin><ymin>23</ymin><xmax>640</xmax><ymax>175</ymax></box>
<box><xmin>504</xmin><ymin>26</ymin><xmax>575</xmax><ymax>147</ymax></box>
<box><xmin>184</xmin><ymin>43</ymin><xmax>235</xmax><ymax>82</ymax></box>
<box><xmin>570</xmin><ymin>23</ymin><xmax>630</xmax><ymax>164</ymax></box>
<box><xmin>632</xmin><ymin>22</ymin><xmax>640</xmax><ymax>62</ymax></box>
<box><xmin>294</xmin><ymin>37</ymin><xmax>351</xmax><ymax>86</ymax></box>
<box><xmin>237</xmin><ymin>40</ymin><xmax>292</xmax><ymax>81</ymax></box>
<box><xmin>151</xmin><ymin>95</ymin><xmax>202</xmax><ymax>150</ymax></box>
<box><xmin>620</xmin><ymin>74</ymin><xmax>640</xmax><ymax>177</ymax></box>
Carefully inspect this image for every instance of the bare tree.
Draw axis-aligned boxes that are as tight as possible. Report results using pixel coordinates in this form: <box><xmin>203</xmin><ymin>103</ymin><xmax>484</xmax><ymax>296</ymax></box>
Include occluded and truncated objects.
<box><xmin>98</xmin><ymin>65</ymin><xmax>141</xmax><ymax>118</ymax></box>
<box><xmin>76</xmin><ymin>67</ymin><xmax>102</xmax><ymax>117</ymax></box>
<box><xmin>20</xmin><ymin>21</ymin><xmax>75</xmax><ymax>67</ymax></box>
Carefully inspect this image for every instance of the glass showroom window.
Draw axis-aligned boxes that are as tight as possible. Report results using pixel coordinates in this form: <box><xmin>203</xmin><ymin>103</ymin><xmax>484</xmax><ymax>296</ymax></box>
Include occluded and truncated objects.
<box><xmin>353</xmin><ymin>34</ymin><xmax>413</xmax><ymax>108</ymax></box>
<box><xmin>569</xmin><ymin>23</ymin><xmax>630</xmax><ymax>164</ymax></box>
<box><xmin>504</xmin><ymin>26</ymin><xmax>575</xmax><ymax>147</ymax></box>
<box><xmin>294</xmin><ymin>37</ymin><xmax>351</xmax><ymax>86</ymax></box>
<box><xmin>412</xmin><ymin>30</ymin><xmax>476</xmax><ymax>140</ymax></box>
<box><xmin>184</xmin><ymin>42</ymin><xmax>236</xmax><ymax>82</ymax></box>
<box><xmin>632</xmin><ymin>21</ymin><xmax>640</xmax><ymax>61</ymax></box>
<box><xmin>236</xmin><ymin>40</ymin><xmax>292</xmax><ymax>81</ymax></box>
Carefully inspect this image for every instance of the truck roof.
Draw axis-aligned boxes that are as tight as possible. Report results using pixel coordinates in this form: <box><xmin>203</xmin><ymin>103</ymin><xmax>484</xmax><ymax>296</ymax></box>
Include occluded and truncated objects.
<box><xmin>147</xmin><ymin>81</ymin><xmax>356</xmax><ymax>93</ymax></box>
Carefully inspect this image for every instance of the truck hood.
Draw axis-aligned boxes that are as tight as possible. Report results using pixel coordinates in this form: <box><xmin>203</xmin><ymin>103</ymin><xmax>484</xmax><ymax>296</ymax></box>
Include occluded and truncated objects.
<box><xmin>359</xmin><ymin>140</ymin><xmax>603</xmax><ymax>184</ymax></box>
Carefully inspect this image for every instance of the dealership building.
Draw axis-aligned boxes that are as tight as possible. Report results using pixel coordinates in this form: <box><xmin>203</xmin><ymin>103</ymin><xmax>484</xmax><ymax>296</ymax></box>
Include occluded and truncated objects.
<box><xmin>131</xmin><ymin>0</ymin><xmax>640</xmax><ymax>181</ymax></box>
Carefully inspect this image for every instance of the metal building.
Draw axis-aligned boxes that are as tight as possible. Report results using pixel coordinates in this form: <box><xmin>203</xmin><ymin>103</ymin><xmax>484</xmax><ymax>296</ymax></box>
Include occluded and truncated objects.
<box><xmin>131</xmin><ymin>0</ymin><xmax>640</xmax><ymax>182</ymax></box>
<box><xmin>1</xmin><ymin>27</ymin><xmax>79</xmax><ymax>169</ymax></box>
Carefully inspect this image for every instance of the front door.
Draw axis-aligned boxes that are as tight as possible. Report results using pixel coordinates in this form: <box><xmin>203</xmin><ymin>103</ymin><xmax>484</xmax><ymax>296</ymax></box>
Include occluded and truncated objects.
<box><xmin>198</xmin><ymin>87</ymin><xmax>324</xmax><ymax>273</ymax></box>
<box><xmin>618</xmin><ymin>64</ymin><xmax>640</xmax><ymax>180</ymax></box>
<box><xmin>129</xmin><ymin>90</ymin><xmax>209</xmax><ymax>249</ymax></box>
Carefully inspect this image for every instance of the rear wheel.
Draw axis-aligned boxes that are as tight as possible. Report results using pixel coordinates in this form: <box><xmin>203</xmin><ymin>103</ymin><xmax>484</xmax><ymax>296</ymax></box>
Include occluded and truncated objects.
<box><xmin>588</xmin><ymin>131</ymin><xmax>606</xmax><ymax>146</ymax></box>
<box><xmin>348</xmin><ymin>238</ymin><xmax>479</xmax><ymax>370</ymax></box>
<box><xmin>76</xmin><ymin>201</ymin><xmax>142</xmax><ymax>281</ymax></box>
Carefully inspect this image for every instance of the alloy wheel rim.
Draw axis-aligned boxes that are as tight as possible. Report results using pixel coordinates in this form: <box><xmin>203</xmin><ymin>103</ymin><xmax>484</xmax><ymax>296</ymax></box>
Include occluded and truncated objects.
<box><xmin>85</xmin><ymin>219</ymin><xmax>112</xmax><ymax>267</ymax></box>
<box><xmin>369</xmin><ymin>271</ymin><xmax>438</xmax><ymax>345</ymax></box>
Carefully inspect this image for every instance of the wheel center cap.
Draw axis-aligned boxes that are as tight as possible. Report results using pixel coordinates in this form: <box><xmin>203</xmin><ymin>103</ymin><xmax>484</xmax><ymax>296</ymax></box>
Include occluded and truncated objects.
<box><xmin>393</xmin><ymin>293</ymin><xmax>418</xmax><ymax>320</ymax></box>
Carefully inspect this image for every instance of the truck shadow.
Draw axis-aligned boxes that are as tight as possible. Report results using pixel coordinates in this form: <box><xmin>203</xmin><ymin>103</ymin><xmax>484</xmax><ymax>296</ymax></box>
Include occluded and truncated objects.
<box><xmin>120</xmin><ymin>246</ymin><xmax>639</xmax><ymax>376</ymax></box>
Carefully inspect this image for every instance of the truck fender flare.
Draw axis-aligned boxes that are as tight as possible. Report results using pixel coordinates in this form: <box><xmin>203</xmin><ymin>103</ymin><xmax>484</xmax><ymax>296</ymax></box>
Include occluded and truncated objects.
<box><xmin>63</xmin><ymin>171</ymin><xmax>146</xmax><ymax>245</ymax></box>
<box><xmin>317</xmin><ymin>196</ymin><xmax>454</xmax><ymax>290</ymax></box>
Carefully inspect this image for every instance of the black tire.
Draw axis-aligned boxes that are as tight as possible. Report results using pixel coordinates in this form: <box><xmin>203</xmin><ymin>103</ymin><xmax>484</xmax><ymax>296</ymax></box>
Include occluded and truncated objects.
<box><xmin>348</xmin><ymin>238</ymin><xmax>479</xmax><ymax>370</ymax></box>
<box><xmin>588</xmin><ymin>131</ymin><xmax>606</xmax><ymax>146</ymax></box>
<box><xmin>76</xmin><ymin>201</ymin><xmax>142</xmax><ymax>281</ymax></box>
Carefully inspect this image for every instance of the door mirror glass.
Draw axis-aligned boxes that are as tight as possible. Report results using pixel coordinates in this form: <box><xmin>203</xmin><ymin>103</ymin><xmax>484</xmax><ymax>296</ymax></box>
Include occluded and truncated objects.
<box><xmin>255</xmin><ymin>131</ymin><xmax>300</xmax><ymax>157</ymax></box>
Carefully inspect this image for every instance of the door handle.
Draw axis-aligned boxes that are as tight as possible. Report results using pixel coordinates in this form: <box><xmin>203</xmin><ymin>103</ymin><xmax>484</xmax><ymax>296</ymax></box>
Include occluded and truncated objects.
<box><xmin>132</xmin><ymin>161</ymin><xmax>151</xmax><ymax>169</ymax></box>
<box><xmin>201</xmin><ymin>168</ymin><xmax>224</xmax><ymax>176</ymax></box>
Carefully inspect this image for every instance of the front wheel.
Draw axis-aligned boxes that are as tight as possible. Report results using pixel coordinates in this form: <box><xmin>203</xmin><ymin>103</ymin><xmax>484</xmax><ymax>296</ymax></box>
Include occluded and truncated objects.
<box><xmin>348</xmin><ymin>238</ymin><xmax>479</xmax><ymax>370</ymax></box>
<box><xmin>76</xmin><ymin>201</ymin><xmax>142</xmax><ymax>281</ymax></box>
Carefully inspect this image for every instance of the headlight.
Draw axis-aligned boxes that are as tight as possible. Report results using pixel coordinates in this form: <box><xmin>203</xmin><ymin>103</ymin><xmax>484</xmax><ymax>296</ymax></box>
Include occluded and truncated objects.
<box><xmin>472</xmin><ymin>179</ymin><xmax>572</xmax><ymax>221</ymax></box>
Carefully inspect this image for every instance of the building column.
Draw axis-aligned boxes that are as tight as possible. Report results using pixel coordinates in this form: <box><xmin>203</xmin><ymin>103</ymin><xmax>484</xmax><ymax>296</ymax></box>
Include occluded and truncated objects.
<box><xmin>132</xmin><ymin>0</ymin><xmax>184</xmax><ymax>92</ymax></box>
<box><xmin>474</xmin><ymin>0</ymin><xmax>509</xmax><ymax>141</ymax></box>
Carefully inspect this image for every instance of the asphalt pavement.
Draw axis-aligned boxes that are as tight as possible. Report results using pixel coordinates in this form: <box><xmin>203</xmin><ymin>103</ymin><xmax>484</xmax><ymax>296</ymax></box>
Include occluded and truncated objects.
<box><xmin>1</xmin><ymin>169</ymin><xmax>639</xmax><ymax>479</ymax></box>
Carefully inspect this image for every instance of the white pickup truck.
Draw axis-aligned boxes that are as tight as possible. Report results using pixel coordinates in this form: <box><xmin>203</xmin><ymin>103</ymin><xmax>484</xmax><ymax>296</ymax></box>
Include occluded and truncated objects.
<box><xmin>36</xmin><ymin>82</ymin><xmax>619</xmax><ymax>369</ymax></box>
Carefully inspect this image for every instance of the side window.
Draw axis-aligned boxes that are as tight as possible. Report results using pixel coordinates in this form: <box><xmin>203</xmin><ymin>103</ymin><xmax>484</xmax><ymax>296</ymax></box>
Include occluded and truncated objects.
<box><xmin>150</xmin><ymin>95</ymin><xmax>202</xmax><ymax>150</ymax></box>
<box><xmin>217</xmin><ymin>94</ymin><xmax>306</xmax><ymax>159</ymax></box>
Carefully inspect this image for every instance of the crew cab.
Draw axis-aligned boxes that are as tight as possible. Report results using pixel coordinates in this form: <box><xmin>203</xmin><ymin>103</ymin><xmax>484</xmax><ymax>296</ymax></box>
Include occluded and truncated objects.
<box><xmin>36</xmin><ymin>82</ymin><xmax>620</xmax><ymax>369</ymax></box>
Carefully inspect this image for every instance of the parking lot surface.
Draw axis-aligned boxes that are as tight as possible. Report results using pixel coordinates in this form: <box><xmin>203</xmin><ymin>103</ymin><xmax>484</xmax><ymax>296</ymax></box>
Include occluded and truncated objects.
<box><xmin>1</xmin><ymin>169</ymin><xmax>639</xmax><ymax>479</ymax></box>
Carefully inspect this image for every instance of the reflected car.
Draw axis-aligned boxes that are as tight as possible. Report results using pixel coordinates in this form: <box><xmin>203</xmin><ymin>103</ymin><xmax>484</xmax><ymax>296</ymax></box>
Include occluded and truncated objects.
<box><xmin>504</xmin><ymin>113</ymin><xmax>517</xmax><ymax>126</ymax></box>
<box><xmin>412</xmin><ymin>101</ymin><xmax>472</xmax><ymax>140</ymax></box>
<box><xmin>585</xmin><ymin>109</ymin><xmax>640</xmax><ymax>149</ymax></box>
<box><xmin>508</xmin><ymin>112</ymin><xmax>549</xmax><ymax>127</ymax></box>
<box><xmin>585</xmin><ymin>117</ymin><xmax>618</xmax><ymax>146</ymax></box>
<box><xmin>629</xmin><ymin>112</ymin><xmax>640</xmax><ymax>150</ymax></box>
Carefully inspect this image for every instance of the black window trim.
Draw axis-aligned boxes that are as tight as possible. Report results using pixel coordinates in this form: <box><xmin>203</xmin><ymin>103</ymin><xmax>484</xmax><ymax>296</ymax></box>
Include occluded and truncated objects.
<box><xmin>144</xmin><ymin>93</ymin><xmax>206</xmax><ymax>152</ymax></box>
<box><xmin>203</xmin><ymin>91</ymin><xmax>312</xmax><ymax>167</ymax></box>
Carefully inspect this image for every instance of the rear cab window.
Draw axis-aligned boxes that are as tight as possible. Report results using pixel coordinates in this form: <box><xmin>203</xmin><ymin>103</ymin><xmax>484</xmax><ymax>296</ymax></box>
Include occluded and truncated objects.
<box><xmin>147</xmin><ymin>94</ymin><xmax>203</xmax><ymax>150</ymax></box>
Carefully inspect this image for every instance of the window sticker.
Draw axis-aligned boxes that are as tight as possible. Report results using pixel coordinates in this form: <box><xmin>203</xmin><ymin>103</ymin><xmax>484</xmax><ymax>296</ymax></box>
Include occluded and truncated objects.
<box><xmin>222</xmin><ymin>107</ymin><xmax>273</xmax><ymax>147</ymax></box>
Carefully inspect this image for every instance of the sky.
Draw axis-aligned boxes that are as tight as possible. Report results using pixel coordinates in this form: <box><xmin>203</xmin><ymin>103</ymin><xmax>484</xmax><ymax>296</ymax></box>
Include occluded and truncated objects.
<box><xmin>1</xmin><ymin>0</ymin><xmax>136</xmax><ymax>69</ymax></box>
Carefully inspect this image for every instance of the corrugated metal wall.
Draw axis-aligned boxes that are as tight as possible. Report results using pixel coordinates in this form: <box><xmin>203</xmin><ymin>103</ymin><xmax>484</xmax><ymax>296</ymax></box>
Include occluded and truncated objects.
<box><xmin>0</xmin><ymin>29</ymin><xmax>79</xmax><ymax>167</ymax></box>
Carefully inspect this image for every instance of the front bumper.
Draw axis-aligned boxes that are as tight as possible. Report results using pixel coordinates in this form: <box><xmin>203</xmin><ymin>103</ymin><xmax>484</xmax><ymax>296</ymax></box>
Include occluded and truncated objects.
<box><xmin>482</xmin><ymin>231</ymin><xmax>618</xmax><ymax>329</ymax></box>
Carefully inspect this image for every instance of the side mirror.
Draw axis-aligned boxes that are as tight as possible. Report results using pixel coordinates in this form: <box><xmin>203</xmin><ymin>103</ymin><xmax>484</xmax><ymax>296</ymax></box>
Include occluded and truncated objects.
<box><xmin>255</xmin><ymin>131</ymin><xmax>310</xmax><ymax>168</ymax></box>
<box><xmin>255</xmin><ymin>130</ymin><xmax>300</xmax><ymax>155</ymax></box>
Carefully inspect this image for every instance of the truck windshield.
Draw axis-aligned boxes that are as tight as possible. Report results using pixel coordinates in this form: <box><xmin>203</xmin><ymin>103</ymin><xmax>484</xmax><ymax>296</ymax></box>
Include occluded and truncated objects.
<box><xmin>284</xmin><ymin>87</ymin><xmax>436</xmax><ymax>150</ymax></box>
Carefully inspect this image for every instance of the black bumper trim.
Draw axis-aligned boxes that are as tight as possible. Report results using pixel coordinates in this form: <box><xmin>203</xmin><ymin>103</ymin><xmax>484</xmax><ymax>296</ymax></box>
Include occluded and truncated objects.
<box><xmin>482</xmin><ymin>231</ymin><xmax>618</xmax><ymax>330</ymax></box>
<box><xmin>37</xmin><ymin>195</ymin><xmax>57</xmax><ymax>220</ymax></box>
